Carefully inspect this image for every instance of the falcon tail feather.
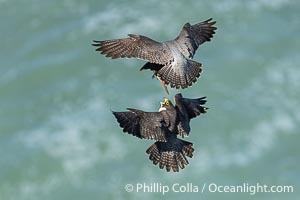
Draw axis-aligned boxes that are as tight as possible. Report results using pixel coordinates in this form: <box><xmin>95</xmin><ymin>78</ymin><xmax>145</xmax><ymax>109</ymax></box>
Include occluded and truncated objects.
<box><xmin>157</xmin><ymin>60</ymin><xmax>202</xmax><ymax>90</ymax></box>
<box><xmin>146</xmin><ymin>137</ymin><xmax>194</xmax><ymax>172</ymax></box>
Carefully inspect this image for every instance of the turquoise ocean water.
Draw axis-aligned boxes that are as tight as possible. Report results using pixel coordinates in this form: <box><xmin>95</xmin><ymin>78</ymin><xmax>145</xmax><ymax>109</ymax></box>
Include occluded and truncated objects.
<box><xmin>0</xmin><ymin>0</ymin><xmax>299</xmax><ymax>199</ymax></box>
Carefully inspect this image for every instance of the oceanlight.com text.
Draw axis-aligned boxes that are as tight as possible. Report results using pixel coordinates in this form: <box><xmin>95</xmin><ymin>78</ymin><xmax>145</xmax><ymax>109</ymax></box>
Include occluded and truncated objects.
<box><xmin>124</xmin><ymin>182</ymin><xmax>293</xmax><ymax>195</ymax></box>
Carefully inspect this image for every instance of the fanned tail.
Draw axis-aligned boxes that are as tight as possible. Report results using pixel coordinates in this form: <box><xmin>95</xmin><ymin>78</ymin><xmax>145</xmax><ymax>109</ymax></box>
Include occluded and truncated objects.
<box><xmin>157</xmin><ymin>60</ymin><xmax>202</xmax><ymax>89</ymax></box>
<box><xmin>146</xmin><ymin>136</ymin><xmax>194</xmax><ymax>172</ymax></box>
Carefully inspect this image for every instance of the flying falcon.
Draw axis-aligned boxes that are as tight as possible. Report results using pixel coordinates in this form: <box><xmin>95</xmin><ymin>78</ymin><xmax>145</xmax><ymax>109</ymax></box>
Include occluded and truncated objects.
<box><xmin>93</xmin><ymin>18</ymin><xmax>217</xmax><ymax>94</ymax></box>
<box><xmin>112</xmin><ymin>93</ymin><xmax>208</xmax><ymax>172</ymax></box>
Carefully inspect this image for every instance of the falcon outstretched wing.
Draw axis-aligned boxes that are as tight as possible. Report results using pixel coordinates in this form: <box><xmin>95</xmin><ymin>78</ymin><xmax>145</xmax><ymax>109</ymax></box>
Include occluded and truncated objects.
<box><xmin>146</xmin><ymin>134</ymin><xmax>194</xmax><ymax>172</ymax></box>
<box><xmin>93</xmin><ymin>34</ymin><xmax>172</xmax><ymax>65</ymax></box>
<box><xmin>174</xmin><ymin>93</ymin><xmax>208</xmax><ymax>137</ymax></box>
<box><xmin>112</xmin><ymin>108</ymin><xmax>168</xmax><ymax>142</ymax></box>
<box><xmin>175</xmin><ymin>93</ymin><xmax>208</xmax><ymax>118</ymax></box>
<box><xmin>175</xmin><ymin>18</ymin><xmax>217</xmax><ymax>58</ymax></box>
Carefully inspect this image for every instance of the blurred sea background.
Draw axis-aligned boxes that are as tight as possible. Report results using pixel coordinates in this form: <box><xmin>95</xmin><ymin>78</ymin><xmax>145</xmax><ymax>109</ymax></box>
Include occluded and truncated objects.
<box><xmin>0</xmin><ymin>0</ymin><xmax>299</xmax><ymax>199</ymax></box>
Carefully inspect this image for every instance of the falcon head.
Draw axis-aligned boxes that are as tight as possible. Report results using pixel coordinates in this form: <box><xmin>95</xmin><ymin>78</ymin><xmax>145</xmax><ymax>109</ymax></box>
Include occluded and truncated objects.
<box><xmin>159</xmin><ymin>97</ymin><xmax>174</xmax><ymax>112</ymax></box>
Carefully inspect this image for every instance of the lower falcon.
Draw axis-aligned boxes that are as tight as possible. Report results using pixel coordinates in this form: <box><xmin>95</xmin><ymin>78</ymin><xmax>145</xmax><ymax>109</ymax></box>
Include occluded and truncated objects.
<box><xmin>112</xmin><ymin>93</ymin><xmax>208</xmax><ymax>172</ymax></box>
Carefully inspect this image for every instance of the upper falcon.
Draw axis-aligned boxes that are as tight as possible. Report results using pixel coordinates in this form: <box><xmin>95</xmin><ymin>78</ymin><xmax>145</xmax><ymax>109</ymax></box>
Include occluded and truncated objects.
<box><xmin>93</xmin><ymin>18</ymin><xmax>217</xmax><ymax>94</ymax></box>
<box><xmin>112</xmin><ymin>93</ymin><xmax>208</xmax><ymax>172</ymax></box>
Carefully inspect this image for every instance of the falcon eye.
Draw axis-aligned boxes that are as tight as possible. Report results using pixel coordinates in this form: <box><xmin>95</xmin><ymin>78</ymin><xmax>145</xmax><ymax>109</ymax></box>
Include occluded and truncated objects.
<box><xmin>164</xmin><ymin>98</ymin><xmax>169</xmax><ymax>106</ymax></box>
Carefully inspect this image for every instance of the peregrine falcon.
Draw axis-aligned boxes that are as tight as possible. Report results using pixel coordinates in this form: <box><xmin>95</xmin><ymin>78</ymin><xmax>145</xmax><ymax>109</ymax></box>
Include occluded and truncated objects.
<box><xmin>93</xmin><ymin>18</ymin><xmax>217</xmax><ymax>94</ymax></box>
<box><xmin>112</xmin><ymin>93</ymin><xmax>208</xmax><ymax>172</ymax></box>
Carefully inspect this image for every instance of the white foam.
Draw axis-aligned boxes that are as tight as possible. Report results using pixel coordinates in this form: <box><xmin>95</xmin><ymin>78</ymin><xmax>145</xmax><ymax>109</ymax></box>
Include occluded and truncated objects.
<box><xmin>213</xmin><ymin>0</ymin><xmax>291</xmax><ymax>13</ymax></box>
<box><xmin>83</xmin><ymin>3</ymin><xmax>171</xmax><ymax>37</ymax></box>
<box><xmin>1</xmin><ymin>175</ymin><xmax>62</xmax><ymax>200</ymax></box>
<box><xmin>0</xmin><ymin>68</ymin><xmax>18</xmax><ymax>85</ymax></box>
<box><xmin>84</xmin><ymin>7</ymin><xmax>122</xmax><ymax>34</ymax></box>
<box><xmin>119</xmin><ymin>16</ymin><xmax>165</xmax><ymax>37</ymax></box>
<box><xmin>196</xmin><ymin>114</ymin><xmax>295</xmax><ymax>171</ymax></box>
<box><xmin>136</xmin><ymin>95</ymin><xmax>162</xmax><ymax>111</ymax></box>
<box><xmin>195</xmin><ymin>56</ymin><xmax>299</xmax><ymax>171</ymax></box>
<box><xmin>20</xmin><ymin>95</ymin><xmax>128</xmax><ymax>181</ymax></box>
<box><xmin>249</xmin><ymin>0</ymin><xmax>291</xmax><ymax>11</ymax></box>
